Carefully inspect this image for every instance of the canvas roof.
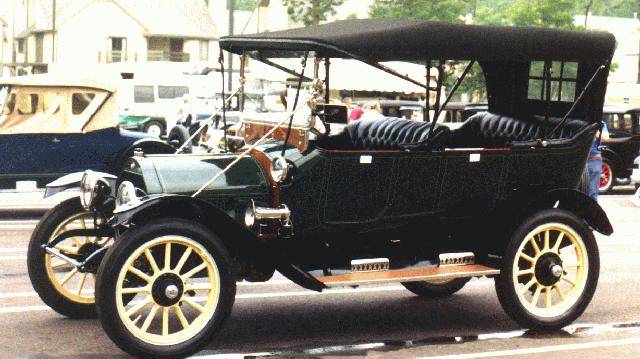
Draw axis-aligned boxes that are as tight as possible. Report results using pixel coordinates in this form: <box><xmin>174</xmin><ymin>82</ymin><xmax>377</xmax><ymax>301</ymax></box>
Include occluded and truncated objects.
<box><xmin>221</xmin><ymin>19</ymin><xmax>617</xmax><ymax>63</ymax></box>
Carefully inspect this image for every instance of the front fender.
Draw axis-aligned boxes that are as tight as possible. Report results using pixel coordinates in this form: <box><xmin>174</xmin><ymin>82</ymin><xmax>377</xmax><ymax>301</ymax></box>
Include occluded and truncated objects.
<box><xmin>44</xmin><ymin>171</ymin><xmax>116</xmax><ymax>199</ymax></box>
<box><xmin>527</xmin><ymin>189</ymin><xmax>613</xmax><ymax>235</ymax></box>
<box><xmin>113</xmin><ymin>194</ymin><xmax>326</xmax><ymax>291</ymax></box>
<box><xmin>111</xmin><ymin>138</ymin><xmax>175</xmax><ymax>173</ymax></box>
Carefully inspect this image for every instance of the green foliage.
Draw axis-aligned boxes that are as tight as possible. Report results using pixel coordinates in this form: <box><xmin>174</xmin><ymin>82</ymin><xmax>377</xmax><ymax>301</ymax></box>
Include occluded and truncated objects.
<box><xmin>369</xmin><ymin>0</ymin><xmax>469</xmax><ymax>22</ymax></box>
<box><xmin>591</xmin><ymin>0</ymin><xmax>640</xmax><ymax>18</ymax></box>
<box><xmin>283</xmin><ymin>0</ymin><xmax>346</xmax><ymax>26</ymax></box>
<box><xmin>235</xmin><ymin>0</ymin><xmax>258</xmax><ymax>11</ymax></box>
<box><xmin>474</xmin><ymin>0</ymin><xmax>580</xmax><ymax>29</ymax></box>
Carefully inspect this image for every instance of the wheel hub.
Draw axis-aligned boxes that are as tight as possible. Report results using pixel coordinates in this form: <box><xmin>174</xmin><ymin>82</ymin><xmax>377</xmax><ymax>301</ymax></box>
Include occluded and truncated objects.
<box><xmin>151</xmin><ymin>273</ymin><xmax>184</xmax><ymax>306</ymax></box>
<box><xmin>535</xmin><ymin>252</ymin><xmax>563</xmax><ymax>286</ymax></box>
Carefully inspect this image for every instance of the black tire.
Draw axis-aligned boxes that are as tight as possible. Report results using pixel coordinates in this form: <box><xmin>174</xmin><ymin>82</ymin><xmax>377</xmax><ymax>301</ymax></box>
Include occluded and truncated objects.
<box><xmin>143</xmin><ymin>120</ymin><xmax>165</xmax><ymax>137</ymax></box>
<box><xmin>495</xmin><ymin>209</ymin><xmax>599</xmax><ymax>330</ymax></box>
<box><xmin>95</xmin><ymin>218</ymin><xmax>236</xmax><ymax>358</ymax></box>
<box><xmin>168</xmin><ymin>125</ymin><xmax>192</xmax><ymax>153</ymax></box>
<box><xmin>577</xmin><ymin>166</ymin><xmax>590</xmax><ymax>195</ymax></box>
<box><xmin>402</xmin><ymin>277</ymin><xmax>470</xmax><ymax>298</ymax></box>
<box><xmin>599</xmin><ymin>158</ymin><xmax>614</xmax><ymax>193</ymax></box>
<box><xmin>27</xmin><ymin>198</ymin><xmax>97</xmax><ymax>318</ymax></box>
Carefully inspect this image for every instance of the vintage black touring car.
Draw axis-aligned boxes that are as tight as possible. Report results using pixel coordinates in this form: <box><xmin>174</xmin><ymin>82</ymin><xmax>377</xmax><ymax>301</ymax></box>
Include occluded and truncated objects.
<box><xmin>27</xmin><ymin>19</ymin><xmax>616</xmax><ymax>357</ymax></box>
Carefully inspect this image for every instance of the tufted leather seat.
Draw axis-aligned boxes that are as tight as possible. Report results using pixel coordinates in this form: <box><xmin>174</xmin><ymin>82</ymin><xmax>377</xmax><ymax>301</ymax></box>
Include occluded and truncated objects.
<box><xmin>320</xmin><ymin>117</ymin><xmax>450</xmax><ymax>150</ymax></box>
<box><xmin>448</xmin><ymin>112</ymin><xmax>588</xmax><ymax>148</ymax></box>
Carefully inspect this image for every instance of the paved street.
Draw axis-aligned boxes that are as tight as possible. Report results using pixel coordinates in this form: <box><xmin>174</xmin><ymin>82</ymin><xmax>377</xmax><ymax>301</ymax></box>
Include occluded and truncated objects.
<box><xmin>0</xmin><ymin>194</ymin><xmax>638</xmax><ymax>358</ymax></box>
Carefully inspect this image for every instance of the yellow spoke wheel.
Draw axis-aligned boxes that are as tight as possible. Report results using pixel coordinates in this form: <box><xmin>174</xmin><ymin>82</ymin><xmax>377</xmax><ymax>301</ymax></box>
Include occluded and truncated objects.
<box><xmin>95</xmin><ymin>218</ymin><xmax>236</xmax><ymax>358</ymax></box>
<box><xmin>115</xmin><ymin>236</ymin><xmax>221</xmax><ymax>346</ymax></box>
<box><xmin>496</xmin><ymin>209</ymin><xmax>599</xmax><ymax>330</ymax></box>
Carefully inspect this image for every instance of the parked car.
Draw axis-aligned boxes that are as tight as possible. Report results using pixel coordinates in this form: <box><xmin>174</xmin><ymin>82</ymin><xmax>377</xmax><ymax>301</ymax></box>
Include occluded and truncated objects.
<box><xmin>599</xmin><ymin>104</ymin><xmax>640</xmax><ymax>192</ymax></box>
<box><xmin>0</xmin><ymin>75</ymin><xmax>174</xmax><ymax>191</ymax></box>
<box><xmin>379</xmin><ymin>100</ymin><xmax>486</xmax><ymax>129</ymax></box>
<box><xmin>28</xmin><ymin>19</ymin><xmax>615</xmax><ymax>357</ymax></box>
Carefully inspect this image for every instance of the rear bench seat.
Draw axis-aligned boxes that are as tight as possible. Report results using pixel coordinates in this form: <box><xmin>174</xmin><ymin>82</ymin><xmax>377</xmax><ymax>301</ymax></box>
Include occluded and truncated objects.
<box><xmin>318</xmin><ymin>113</ymin><xmax>590</xmax><ymax>151</ymax></box>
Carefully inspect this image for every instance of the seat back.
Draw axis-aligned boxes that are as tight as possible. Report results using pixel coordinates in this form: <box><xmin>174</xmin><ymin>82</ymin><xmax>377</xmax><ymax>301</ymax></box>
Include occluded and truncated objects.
<box><xmin>319</xmin><ymin>117</ymin><xmax>449</xmax><ymax>150</ymax></box>
<box><xmin>448</xmin><ymin>112</ymin><xmax>588</xmax><ymax>148</ymax></box>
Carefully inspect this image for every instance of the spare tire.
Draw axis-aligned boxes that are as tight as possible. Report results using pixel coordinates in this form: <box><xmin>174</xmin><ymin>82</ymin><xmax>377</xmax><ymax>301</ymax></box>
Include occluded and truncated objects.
<box><xmin>169</xmin><ymin>125</ymin><xmax>192</xmax><ymax>153</ymax></box>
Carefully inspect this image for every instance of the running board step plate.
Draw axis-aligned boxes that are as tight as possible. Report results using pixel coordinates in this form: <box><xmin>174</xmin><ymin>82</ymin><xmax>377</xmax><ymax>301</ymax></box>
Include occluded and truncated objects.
<box><xmin>319</xmin><ymin>264</ymin><xmax>499</xmax><ymax>288</ymax></box>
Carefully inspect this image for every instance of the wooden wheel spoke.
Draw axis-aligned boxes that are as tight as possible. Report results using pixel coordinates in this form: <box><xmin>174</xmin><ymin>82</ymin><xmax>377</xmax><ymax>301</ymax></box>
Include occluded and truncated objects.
<box><xmin>543</xmin><ymin>231</ymin><xmax>550</xmax><ymax>251</ymax></box>
<box><xmin>528</xmin><ymin>236</ymin><xmax>541</xmax><ymax>255</ymax></box>
<box><xmin>55</xmin><ymin>245</ymin><xmax>79</xmax><ymax>255</ymax></box>
<box><xmin>126</xmin><ymin>297</ymin><xmax>152</xmax><ymax>317</ymax></box>
<box><xmin>59</xmin><ymin>268</ymin><xmax>78</xmax><ymax>286</ymax></box>
<box><xmin>183</xmin><ymin>297</ymin><xmax>206</xmax><ymax>314</ymax></box>
<box><xmin>121</xmin><ymin>286</ymin><xmax>149</xmax><ymax>295</ymax></box>
<box><xmin>554</xmin><ymin>284</ymin><xmax>565</xmax><ymax>301</ymax></box>
<box><xmin>80</xmin><ymin>217</ymin><xmax>90</xmax><ymax>244</ymax></box>
<box><xmin>561</xmin><ymin>275</ymin><xmax>576</xmax><ymax>287</ymax></box>
<box><xmin>519</xmin><ymin>253</ymin><xmax>535</xmax><ymax>263</ymax></box>
<box><xmin>185</xmin><ymin>282</ymin><xmax>213</xmax><ymax>291</ymax></box>
<box><xmin>144</xmin><ymin>249</ymin><xmax>160</xmax><ymax>275</ymax></box>
<box><xmin>530</xmin><ymin>285</ymin><xmax>543</xmax><ymax>306</ymax></box>
<box><xmin>183</xmin><ymin>262</ymin><xmax>207</xmax><ymax>280</ymax></box>
<box><xmin>545</xmin><ymin>287</ymin><xmax>552</xmax><ymax>308</ymax></box>
<box><xmin>77</xmin><ymin>273</ymin><xmax>88</xmax><ymax>295</ymax></box>
<box><xmin>174</xmin><ymin>248</ymin><xmax>193</xmax><ymax>274</ymax></box>
<box><xmin>174</xmin><ymin>305</ymin><xmax>189</xmax><ymax>329</ymax></box>
<box><xmin>520</xmin><ymin>279</ymin><xmax>536</xmax><ymax>295</ymax></box>
<box><xmin>517</xmin><ymin>269</ymin><xmax>534</xmax><ymax>276</ymax></box>
<box><xmin>162</xmin><ymin>307</ymin><xmax>169</xmax><ymax>336</ymax></box>
<box><xmin>140</xmin><ymin>305</ymin><xmax>159</xmax><ymax>332</ymax></box>
<box><xmin>128</xmin><ymin>266</ymin><xmax>152</xmax><ymax>283</ymax></box>
<box><xmin>552</xmin><ymin>232</ymin><xmax>565</xmax><ymax>252</ymax></box>
<box><xmin>50</xmin><ymin>261</ymin><xmax>68</xmax><ymax>269</ymax></box>
<box><xmin>164</xmin><ymin>243</ymin><xmax>172</xmax><ymax>271</ymax></box>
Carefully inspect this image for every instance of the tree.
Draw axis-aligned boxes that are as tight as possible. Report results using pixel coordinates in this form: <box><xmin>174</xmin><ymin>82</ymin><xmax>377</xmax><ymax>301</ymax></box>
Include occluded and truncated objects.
<box><xmin>282</xmin><ymin>0</ymin><xmax>346</xmax><ymax>26</ymax></box>
<box><xmin>369</xmin><ymin>0</ymin><xmax>469</xmax><ymax>23</ymax></box>
<box><xmin>591</xmin><ymin>0</ymin><xmax>640</xmax><ymax>18</ymax></box>
<box><xmin>474</xmin><ymin>0</ymin><xmax>581</xmax><ymax>29</ymax></box>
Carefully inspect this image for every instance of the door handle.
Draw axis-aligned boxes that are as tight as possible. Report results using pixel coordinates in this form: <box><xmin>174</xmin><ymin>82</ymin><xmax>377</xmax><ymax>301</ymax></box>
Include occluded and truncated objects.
<box><xmin>52</xmin><ymin>138</ymin><xmax>60</xmax><ymax>143</ymax></box>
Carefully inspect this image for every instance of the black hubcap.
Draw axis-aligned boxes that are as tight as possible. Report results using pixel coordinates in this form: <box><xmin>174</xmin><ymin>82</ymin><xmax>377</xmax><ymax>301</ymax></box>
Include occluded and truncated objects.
<box><xmin>151</xmin><ymin>273</ymin><xmax>184</xmax><ymax>306</ymax></box>
<box><xmin>535</xmin><ymin>252</ymin><xmax>563</xmax><ymax>286</ymax></box>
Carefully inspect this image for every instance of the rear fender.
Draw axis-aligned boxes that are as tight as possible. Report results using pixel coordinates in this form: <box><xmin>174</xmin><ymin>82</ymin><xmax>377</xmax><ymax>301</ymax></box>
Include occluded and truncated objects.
<box><xmin>526</xmin><ymin>189</ymin><xmax>613</xmax><ymax>235</ymax></box>
<box><xmin>112</xmin><ymin>138</ymin><xmax>175</xmax><ymax>173</ymax></box>
<box><xmin>114</xmin><ymin>195</ymin><xmax>325</xmax><ymax>291</ymax></box>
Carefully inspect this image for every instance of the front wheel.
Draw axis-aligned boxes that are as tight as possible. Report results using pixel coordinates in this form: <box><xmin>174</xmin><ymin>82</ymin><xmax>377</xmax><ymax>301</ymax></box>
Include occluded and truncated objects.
<box><xmin>143</xmin><ymin>120</ymin><xmax>165</xmax><ymax>138</ymax></box>
<box><xmin>495</xmin><ymin>209</ymin><xmax>599</xmax><ymax>330</ymax></box>
<box><xmin>599</xmin><ymin>159</ymin><xmax>614</xmax><ymax>193</ymax></box>
<box><xmin>95</xmin><ymin>218</ymin><xmax>236</xmax><ymax>358</ymax></box>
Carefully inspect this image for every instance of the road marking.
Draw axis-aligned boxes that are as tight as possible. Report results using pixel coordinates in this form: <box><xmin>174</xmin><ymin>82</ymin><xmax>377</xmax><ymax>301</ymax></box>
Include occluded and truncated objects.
<box><xmin>0</xmin><ymin>305</ymin><xmax>49</xmax><ymax>314</ymax></box>
<box><xmin>418</xmin><ymin>337</ymin><xmax>640</xmax><ymax>359</ymax></box>
<box><xmin>0</xmin><ymin>256</ymin><xmax>27</xmax><ymax>261</ymax></box>
<box><xmin>0</xmin><ymin>248</ymin><xmax>27</xmax><ymax>253</ymax></box>
<box><xmin>0</xmin><ymin>225</ymin><xmax>37</xmax><ymax>230</ymax></box>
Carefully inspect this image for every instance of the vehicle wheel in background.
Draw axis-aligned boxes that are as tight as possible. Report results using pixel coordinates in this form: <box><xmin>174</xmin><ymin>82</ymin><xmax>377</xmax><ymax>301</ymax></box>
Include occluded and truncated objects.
<box><xmin>599</xmin><ymin>159</ymin><xmax>614</xmax><ymax>193</ymax></box>
<box><xmin>495</xmin><ymin>209</ymin><xmax>599</xmax><ymax>330</ymax></box>
<box><xmin>168</xmin><ymin>125</ymin><xmax>192</xmax><ymax>153</ymax></box>
<box><xmin>27</xmin><ymin>198</ymin><xmax>109</xmax><ymax>318</ymax></box>
<box><xmin>96</xmin><ymin>218</ymin><xmax>236</xmax><ymax>358</ymax></box>
<box><xmin>402</xmin><ymin>277</ymin><xmax>470</xmax><ymax>298</ymax></box>
<box><xmin>143</xmin><ymin>120</ymin><xmax>165</xmax><ymax>138</ymax></box>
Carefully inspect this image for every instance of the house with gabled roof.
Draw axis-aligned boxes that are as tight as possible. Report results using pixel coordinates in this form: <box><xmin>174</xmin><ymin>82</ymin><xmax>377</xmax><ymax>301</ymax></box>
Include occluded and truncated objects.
<box><xmin>9</xmin><ymin>0</ymin><xmax>217</xmax><ymax>75</ymax></box>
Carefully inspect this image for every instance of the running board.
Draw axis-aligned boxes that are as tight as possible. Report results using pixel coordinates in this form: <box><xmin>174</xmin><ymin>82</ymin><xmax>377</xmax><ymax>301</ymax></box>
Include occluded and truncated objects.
<box><xmin>318</xmin><ymin>264</ymin><xmax>499</xmax><ymax>288</ymax></box>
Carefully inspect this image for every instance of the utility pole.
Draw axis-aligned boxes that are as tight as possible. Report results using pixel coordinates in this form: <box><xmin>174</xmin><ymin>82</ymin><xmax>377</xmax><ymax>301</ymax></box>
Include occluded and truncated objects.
<box><xmin>227</xmin><ymin>0</ymin><xmax>235</xmax><ymax>92</ymax></box>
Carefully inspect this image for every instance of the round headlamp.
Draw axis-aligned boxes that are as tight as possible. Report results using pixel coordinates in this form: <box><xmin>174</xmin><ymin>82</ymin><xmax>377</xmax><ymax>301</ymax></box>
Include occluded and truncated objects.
<box><xmin>116</xmin><ymin>181</ymin><xmax>140</xmax><ymax>208</ymax></box>
<box><xmin>80</xmin><ymin>170</ymin><xmax>100</xmax><ymax>210</ymax></box>
<box><xmin>244</xmin><ymin>201</ymin><xmax>256</xmax><ymax>228</ymax></box>
<box><xmin>270</xmin><ymin>157</ymin><xmax>289</xmax><ymax>183</ymax></box>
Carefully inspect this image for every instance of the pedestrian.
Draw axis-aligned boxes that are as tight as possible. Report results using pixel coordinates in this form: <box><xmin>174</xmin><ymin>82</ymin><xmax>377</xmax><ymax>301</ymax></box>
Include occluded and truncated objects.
<box><xmin>587</xmin><ymin>121</ymin><xmax>609</xmax><ymax>201</ymax></box>
<box><xmin>359</xmin><ymin>101</ymin><xmax>384</xmax><ymax>121</ymax></box>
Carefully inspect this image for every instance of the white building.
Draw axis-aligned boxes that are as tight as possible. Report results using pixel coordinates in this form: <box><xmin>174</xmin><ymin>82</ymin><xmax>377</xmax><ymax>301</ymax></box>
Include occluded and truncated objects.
<box><xmin>576</xmin><ymin>14</ymin><xmax>640</xmax><ymax>104</ymax></box>
<box><xmin>8</xmin><ymin>0</ymin><xmax>218</xmax><ymax>76</ymax></box>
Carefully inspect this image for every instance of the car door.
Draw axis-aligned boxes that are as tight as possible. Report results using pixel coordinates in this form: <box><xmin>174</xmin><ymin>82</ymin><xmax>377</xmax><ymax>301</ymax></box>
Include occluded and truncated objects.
<box><xmin>321</xmin><ymin>151</ymin><xmax>396</xmax><ymax>225</ymax></box>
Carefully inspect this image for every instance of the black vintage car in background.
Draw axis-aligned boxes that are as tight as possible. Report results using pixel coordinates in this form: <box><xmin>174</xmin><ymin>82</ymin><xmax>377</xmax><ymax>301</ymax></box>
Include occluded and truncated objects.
<box><xmin>599</xmin><ymin>104</ymin><xmax>640</xmax><ymax>192</ymax></box>
<box><xmin>27</xmin><ymin>19</ymin><xmax>615</xmax><ymax>357</ymax></box>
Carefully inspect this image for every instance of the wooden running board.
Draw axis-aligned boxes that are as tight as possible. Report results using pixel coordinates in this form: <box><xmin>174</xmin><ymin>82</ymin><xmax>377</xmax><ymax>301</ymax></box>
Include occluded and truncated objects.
<box><xmin>319</xmin><ymin>264</ymin><xmax>499</xmax><ymax>288</ymax></box>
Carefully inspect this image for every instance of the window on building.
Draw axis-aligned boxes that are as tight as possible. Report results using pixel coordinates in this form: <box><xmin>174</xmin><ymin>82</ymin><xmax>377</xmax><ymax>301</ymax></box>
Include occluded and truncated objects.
<box><xmin>17</xmin><ymin>94</ymin><xmax>39</xmax><ymax>115</ymax></box>
<box><xmin>72</xmin><ymin>93</ymin><xmax>96</xmax><ymax>115</ymax></box>
<box><xmin>17</xmin><ymin>39</ymin><xmax>24</xmax><ymax>54</ymax></box>
<box><xmin>109</xmin><ymin>37</ymin><xmax>127</xmax><ymax>62</ymax></box>
<box><xmin>35</xmin><ymin>33</ymin><xmax>44</xmax><ymax>63</ymax></box>
<box><xmin>200</xmin><ymin>40</ymin><xmax>209</xmax><ymax>61</ymax></box>
<box><xmin>527</xmin><ymin>61</ymin><xmax>578</xmax><ymax>103</ymax></box>
<box><xmin>158</xmin><ymin>86</ymin><xmax>189</xmax><ymax>99</ymax></box>
<box><xmin>134</xmin><ymin>86</ymin><xmax>155</xmax><ymax>103</ymax></box>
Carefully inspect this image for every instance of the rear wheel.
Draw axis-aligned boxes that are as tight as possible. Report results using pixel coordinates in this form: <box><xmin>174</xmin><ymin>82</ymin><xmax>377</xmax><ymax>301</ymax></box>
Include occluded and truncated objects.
<box><xmin>144</xmin><ymin>120</ymin><xmax>165</xmax><ymax>138</ymax></box>
<box><xmin>402</xmin><ymin>278</ymin><xmax>470</xmax><ymax>298</ymax></box>
<box><xmin>27</xmin><ymin>198</ymin><xmax>109</xmax><ymax>318</ymax></box>
<box><xmin>495</xmin><ymin>209</ymin><xmax>598</xmax><ymax>330</ymax></box>
<box><xmin>599</xmin><ymin>159</ymin><xmax>614</xmax><ymax>193</ymax></box>
<box><xmin>96</xmin><ymin>218</ymin><xmax>235</xmax><ymax>358</ymax></box>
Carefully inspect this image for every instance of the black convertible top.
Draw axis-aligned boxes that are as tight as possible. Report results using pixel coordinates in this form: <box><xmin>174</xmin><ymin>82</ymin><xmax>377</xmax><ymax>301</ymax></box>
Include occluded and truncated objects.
<box><xmin>220</xmin><ymin>19</ymin><xmax>616</xmax><ymax>63</ymax></box>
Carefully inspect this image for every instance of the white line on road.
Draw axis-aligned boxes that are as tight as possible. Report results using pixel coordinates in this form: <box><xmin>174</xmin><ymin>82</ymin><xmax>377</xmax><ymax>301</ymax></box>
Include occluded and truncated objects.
<box><xmin>418</xmin><ymin>337</ymin><xmax>640</xmax><ymax>359</ymax></box>
<box><xmin>0</xmin><ymin>255</ymin><xmax>27</xmax><ymax>261</ymax></box>
<box><xmin>0</xmin><ymin>248</ymin><xmax>27</xmax><ymax>253</ymax></box>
